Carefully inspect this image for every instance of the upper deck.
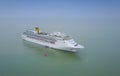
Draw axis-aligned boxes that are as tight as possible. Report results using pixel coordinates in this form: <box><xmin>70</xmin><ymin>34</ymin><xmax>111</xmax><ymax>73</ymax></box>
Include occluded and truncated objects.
<box><xmin>23</xmin><ymin>30</ymin><xmax>72</xmax><ymax>41</ymax></box>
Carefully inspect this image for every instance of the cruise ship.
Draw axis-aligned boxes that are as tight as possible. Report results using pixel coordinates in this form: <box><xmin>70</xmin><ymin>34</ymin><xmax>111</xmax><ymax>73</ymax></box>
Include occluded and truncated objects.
<box><xmin>22</xmin><ymin>27</ymin><xmax>84</xmax><ymax>52</ymax></box>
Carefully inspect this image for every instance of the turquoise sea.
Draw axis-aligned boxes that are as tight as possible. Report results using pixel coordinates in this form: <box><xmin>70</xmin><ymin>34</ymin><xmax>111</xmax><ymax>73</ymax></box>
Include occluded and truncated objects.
<box><xmin>0</xmin><ymin>18</ymin><xmax>120</xmax><ymax>76</ymax></box>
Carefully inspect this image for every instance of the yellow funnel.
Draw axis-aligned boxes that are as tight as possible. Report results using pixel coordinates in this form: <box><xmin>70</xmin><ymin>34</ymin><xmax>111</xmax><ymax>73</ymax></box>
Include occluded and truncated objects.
<box><xmin>35</xmin><ymin>27</ymin><xmax>40</xmax><ymax>34</ymax></box>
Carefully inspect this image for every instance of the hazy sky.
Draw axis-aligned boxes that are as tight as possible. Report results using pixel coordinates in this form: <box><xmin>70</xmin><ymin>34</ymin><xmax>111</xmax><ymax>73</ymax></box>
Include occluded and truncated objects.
<box><xmin>0</xmin><ymin>0</ymin><xmax>120</xmax><ymax>18</ymax></box>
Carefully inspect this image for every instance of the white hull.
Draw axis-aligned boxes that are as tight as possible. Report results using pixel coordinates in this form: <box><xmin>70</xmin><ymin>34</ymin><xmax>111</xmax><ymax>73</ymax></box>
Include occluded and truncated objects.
<box><xmin>22</xmin><ymin>35</ymin><xmax>84</xmax><ymax>52</ymax></box>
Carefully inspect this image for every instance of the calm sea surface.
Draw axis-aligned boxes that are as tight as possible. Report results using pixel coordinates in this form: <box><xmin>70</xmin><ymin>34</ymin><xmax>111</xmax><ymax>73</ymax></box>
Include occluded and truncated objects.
<box><xmin>0</xmin><ymin>18</ymin><xmax>120</xmax><ymax>76</ymax></box>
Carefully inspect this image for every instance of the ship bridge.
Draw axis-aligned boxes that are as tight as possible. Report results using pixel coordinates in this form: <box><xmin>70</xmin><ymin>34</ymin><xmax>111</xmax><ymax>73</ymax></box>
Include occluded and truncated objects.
<box><xmin>51</xmin><ymin>32</ymin><xmax>72</xmax><ymax>40</ymax></box>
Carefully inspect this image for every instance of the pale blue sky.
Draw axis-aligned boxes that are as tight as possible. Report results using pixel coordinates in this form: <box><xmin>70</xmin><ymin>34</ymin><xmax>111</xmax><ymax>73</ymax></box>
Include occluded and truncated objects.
<box><xmin>0</xmin><ymin>0</ymin><xmax>120</xmax><ymax>18</ymax></box>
